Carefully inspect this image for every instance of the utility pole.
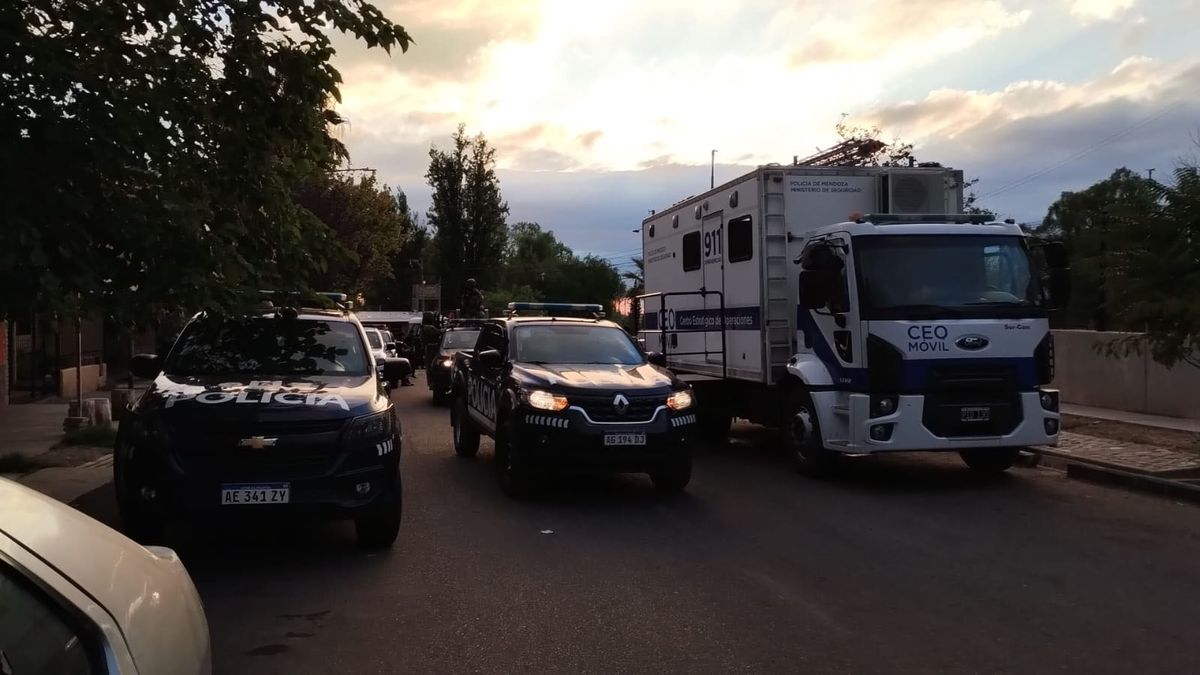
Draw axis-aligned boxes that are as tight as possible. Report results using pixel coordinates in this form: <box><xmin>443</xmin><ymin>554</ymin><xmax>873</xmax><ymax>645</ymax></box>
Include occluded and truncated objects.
<box><xmin>710</xmin><ymin>149</ymin><xmax>717</xmax><ymax>189</ymax></box>
<box><xmin>1146</xmin><ymin>168</ymin><xmax>1156</xmax><ymax>181</ymax></box>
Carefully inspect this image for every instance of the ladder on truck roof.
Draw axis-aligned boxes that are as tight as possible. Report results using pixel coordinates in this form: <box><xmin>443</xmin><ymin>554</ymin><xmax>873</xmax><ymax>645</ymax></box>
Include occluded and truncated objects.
<box><xmin>763</xmin><ymin>173</ymin><xmax>793</xmax><ymax>380</ymax></box>
<box><xmin>634</xmin><ymin>290</ymin><xmax>727</xmax><ymax>379</ymax></box>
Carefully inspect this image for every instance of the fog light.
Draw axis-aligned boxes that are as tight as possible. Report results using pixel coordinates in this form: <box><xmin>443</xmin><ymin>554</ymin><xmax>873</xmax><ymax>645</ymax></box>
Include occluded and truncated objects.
<box><xmin>869</xmin><ymin>424</ymin><xmax>893</xmax><ymax>441</ymax></box>
<box><xmin>879</xmin><ymin>398</ymin><xmax>895</xmax><ymax>414</ymax></box>
<box><xmin>1044</xmin><ymin>418</ymin><xmax>1059</xmax><ymax>435</ymax></box>
<box><xmin>870</xmin><ymin>395</ymin><xmax>898</xmax><ymax>417</ymax></box>
<box><xmin>139</xmin><ymin>487</ymin><xmax>157</xmax><ymax>501</ymax></box>
<box><xmin>355</xmin><ymin>482</ymin><xmax>372</xmax><ymax>496</ymax></box>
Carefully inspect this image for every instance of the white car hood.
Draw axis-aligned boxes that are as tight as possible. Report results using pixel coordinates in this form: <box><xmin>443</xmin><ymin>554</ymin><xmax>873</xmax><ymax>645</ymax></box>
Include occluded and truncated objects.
<box><xmin>0</xmin><ymin>478</ymin><xmax>210</xmax><ymax>674</ymax></box>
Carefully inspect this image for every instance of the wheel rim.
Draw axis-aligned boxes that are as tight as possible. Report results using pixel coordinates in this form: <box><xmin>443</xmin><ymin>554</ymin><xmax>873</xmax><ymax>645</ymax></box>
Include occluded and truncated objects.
<box><xmin>790</xmin><ymin>406</ymin><xmax>815</xmax><ymax>461</ymax></box>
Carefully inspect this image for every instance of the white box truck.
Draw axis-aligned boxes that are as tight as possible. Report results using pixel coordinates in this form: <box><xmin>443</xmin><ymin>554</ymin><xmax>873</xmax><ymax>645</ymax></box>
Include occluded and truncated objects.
<box><xmin>637</xmin><ymin>165</ymin><xmax>1070</xmax><ymax>475</ymax></box>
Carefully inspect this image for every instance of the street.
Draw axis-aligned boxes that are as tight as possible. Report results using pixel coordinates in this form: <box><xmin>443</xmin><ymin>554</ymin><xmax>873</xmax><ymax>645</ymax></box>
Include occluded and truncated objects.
<box><xmin>74</xmin><ymin>375</ymin><xmax>1200</xmax><ymax>674</ymax></box>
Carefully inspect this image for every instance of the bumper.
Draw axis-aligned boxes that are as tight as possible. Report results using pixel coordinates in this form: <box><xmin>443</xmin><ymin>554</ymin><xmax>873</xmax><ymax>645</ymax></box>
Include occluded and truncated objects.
<box><xmin>814</xmin><ymin>390</ymin><xmax>1060</xmax><ymax>454</ymax></box>
<box><xmin>427</xmin><ymin>364</ymin><xmax>453</xmax><ymax>392</ymax></box>
<box><xmin>514</xmin><ymin>406</ymin><xmax>694</xmax><ymax>471</ymax></box>
<box><xmin>121</xmin><ymin>436</ymin><xmax>402</xmax><ymax>519</ymax></box>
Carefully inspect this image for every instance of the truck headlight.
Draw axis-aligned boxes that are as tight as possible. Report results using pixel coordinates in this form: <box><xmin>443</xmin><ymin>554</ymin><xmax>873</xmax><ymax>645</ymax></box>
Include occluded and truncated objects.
<box><xmin>526</xmin><ymin>389</ymin><xmax>569</xmax><ymax>412</ymax></box>
<box><xmin>666</xmin><ymin>389</ymin><xmax>694</xmax><ymax>411</ymax></box>
<box><xmin>348</xmin><ymin>410</ymin><xmax>394</xmax><ymax>440</ymax></box>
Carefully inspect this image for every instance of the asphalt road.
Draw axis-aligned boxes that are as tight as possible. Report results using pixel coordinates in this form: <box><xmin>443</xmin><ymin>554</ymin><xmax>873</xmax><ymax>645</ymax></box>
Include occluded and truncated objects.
<box><xmin>75</xmin><ymin>374</ymin><xmax>1200</xmax><ymax>674</ymax></box>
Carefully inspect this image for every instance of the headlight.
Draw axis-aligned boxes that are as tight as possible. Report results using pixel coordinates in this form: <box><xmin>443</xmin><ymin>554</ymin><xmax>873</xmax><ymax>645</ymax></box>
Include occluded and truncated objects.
<box><xmin>441</xmin><ymin>358</ymin><xmax>454</xmax><ymax>368</ymax></box>
<box><xmin>666</xmin><ymin>389</ymin><xmax>694</xmax><ymax>411</ymax></box>
<box><xmin>348</xmin><ymin>410</ymin><xmax>394</xmax><ymax>440</ymax></box>
<box><xmin>526</xmin><ymin>389</ymin><xmax>568</xmax><ymax>412</ymax></box>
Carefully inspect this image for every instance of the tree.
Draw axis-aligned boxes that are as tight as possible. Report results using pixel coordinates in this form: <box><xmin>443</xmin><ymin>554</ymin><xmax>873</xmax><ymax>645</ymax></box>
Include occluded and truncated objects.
<box><xmin>426</xmin><ymin>125</ymin><xmax>509</xmax><ymax>311</ymax></box>
<box><xmin>296</xmin><ymin>174</ymin><xmax>413</xmax><ymax>301</ymax></box>
<box><xmin>0</xmin><ymin>1</ymin><xmax>411</xmax><ymax>328</ymax></box>
<box><xmin>622</xmin><ymin>256</ymin><xmax>645</xmax><ymax>296</ymax></box>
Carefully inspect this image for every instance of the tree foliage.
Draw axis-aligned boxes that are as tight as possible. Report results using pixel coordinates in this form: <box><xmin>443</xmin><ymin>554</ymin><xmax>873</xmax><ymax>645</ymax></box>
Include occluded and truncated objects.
<box><xmin>296</xmin><ymin>174</ymin><xmax>414</xmax><ymax>300</ymax></box>
<box><xmin>426</xmin><ymin>125</ymin><xmax>509</xmax><ymax>311</ymax></box>
<box><xmin>0</xmin><ymin>0</ymin><xmax>410</xmax><ymax>327</ymax></box>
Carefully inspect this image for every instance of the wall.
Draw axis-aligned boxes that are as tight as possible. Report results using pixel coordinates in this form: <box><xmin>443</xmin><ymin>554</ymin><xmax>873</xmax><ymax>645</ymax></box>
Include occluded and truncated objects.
<box><xmin>0</xmin><ymin>321</ymin><xmax>7</xmax><ymax>406</ymax></box>
<box><xmin>1053</xmin><ymin>330</ymin><xmax>1200</xmax><ymax>420</ymax></box>
<box><xmin>59</xmin><ymin>363</ymin><xmax>107</xmax><ymax>399</ymax></box>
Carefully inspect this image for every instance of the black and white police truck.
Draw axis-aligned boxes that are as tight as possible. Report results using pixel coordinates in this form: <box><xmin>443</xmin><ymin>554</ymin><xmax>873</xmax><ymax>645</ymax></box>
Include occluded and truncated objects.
<box><xmin>115</xmin><ymin>293</ymin><xmax>409</xmax><ymax>548</ymax></box>
<box><xmin>450</xmin><ymin>303</ymin><xmax>697</xmax><ymax>497</ymax></box>
<box><xmin>637</xmin><ymin>165</ymin><xmax>1070</xmax><ymax>475</ymax></box>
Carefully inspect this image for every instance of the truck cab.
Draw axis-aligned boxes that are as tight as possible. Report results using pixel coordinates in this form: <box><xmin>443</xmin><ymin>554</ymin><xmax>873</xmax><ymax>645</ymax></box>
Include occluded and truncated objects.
<box><xmin>449</xmin><ymin>303</ymin><xmax>697</xmax><ymax>497</ymax></box>
<box><xmin>785</xmin><ymin>214</ymin><xmax>1070</xmax><ymax>474</ymax></box>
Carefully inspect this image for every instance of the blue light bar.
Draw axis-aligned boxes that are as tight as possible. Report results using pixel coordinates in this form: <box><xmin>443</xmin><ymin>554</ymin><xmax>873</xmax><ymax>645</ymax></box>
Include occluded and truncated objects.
<box><xmin>507</xmin><ymin>302</ymin><xmax>603</xmax><ymax>313</ymax></box>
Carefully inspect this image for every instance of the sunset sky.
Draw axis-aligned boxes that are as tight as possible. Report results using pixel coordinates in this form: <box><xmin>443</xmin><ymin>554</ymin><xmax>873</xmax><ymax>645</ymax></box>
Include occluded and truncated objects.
<box><xmin>330</xmin><ymin>0</ymin><xmax>1199</xmax><ymax>273</ymax></box>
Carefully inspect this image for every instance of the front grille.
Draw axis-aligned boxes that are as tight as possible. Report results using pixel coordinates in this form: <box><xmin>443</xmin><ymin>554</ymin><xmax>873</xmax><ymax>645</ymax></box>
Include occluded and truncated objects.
<box><xmin>570</xmin><ymin>393</ymin><xmax>665</xmax><ymax>423</ymax></box>
<box><xmin>921</xmin><ymin>365</ymin><xmax>1021</xmax><ymax>438</ymax></box>
<box><xmin>167</xmin><ymin>419</ymin><xmax>346</xmax><ymax>480</ymax></box>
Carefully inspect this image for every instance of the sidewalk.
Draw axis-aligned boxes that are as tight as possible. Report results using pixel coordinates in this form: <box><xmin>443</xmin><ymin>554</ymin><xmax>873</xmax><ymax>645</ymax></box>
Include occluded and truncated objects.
<box><xmin>1040</xmin><ymin>404</ymin><xmax>1200</xmax><ymax>502</ymax></box>
<box><xmin>0</xmin><ymin>402</ymin><xmax>115</xmax><ymax>504</ymax></box>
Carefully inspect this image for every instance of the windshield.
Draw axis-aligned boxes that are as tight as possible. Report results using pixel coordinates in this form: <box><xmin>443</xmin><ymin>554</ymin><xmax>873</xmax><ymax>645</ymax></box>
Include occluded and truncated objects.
<box><xmin>512</xmin><ymin>325</ymin><xmax>643</xmax><ymax>365</ymax></box>
<box><xmin>855</xmin><ymin>235</ymin><xmax>1040</xmax><ymax>316</ymax></box>
<box><xmin>442</xmin><ymin>330</ymin><xmax>480</xmax><ymax>349</ymax></box>
<box><xmin>165</xmin><ymin>316</ymin><xmax>370</xmax><ymax>377</ymax></box>
<box><xmin>365</xmin><ymin>330</ymin><xmax>383</xmax><ymax>349</ymax></box>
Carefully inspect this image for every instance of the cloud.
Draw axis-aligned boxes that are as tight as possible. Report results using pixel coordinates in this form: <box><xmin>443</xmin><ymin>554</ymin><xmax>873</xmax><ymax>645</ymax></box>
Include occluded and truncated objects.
<box><xmin>1067</xmin><ymin>0</ymin><xmax>1138</xmax><ymax>22</ymax></box>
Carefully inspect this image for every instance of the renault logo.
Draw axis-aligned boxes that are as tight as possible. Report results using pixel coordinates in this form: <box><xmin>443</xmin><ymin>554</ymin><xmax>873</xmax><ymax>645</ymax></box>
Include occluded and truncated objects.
<box><xmin>238</xmin><ymin>436</ymin><xmax>277</xmax><ymax>449</ymax></box>
<box><xmin>955</xmin><ymin>335</ymin><xmax>989</xmax><ymax>351</ymax></box>
<box><xmin>612</xmin><ymin>394</ymin><xmax>629</xmax><ymax>416</ymax></box>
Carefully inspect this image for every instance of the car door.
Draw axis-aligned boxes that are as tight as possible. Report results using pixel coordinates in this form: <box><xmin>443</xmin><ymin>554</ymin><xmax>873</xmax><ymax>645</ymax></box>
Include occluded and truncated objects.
<box><xmin>467</xmin><ymin>324</ymin><xmax>505</xmax><ymax>433</ymax></box>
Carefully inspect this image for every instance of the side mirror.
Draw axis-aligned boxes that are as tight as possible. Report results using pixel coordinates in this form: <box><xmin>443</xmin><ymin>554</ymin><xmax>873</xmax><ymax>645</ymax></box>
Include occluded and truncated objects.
<box><xmin>476</xmin><ymin>349</ymin><xmax>503</xmax><ymax>370</ymax></box>
<box><xmin>798</xmin><ymin>270</ymin><xmax>830</xmax><ymax>309</ymax></box>
<box><xmin>646</xmin><ymin>351</ymin><xmax>667</xmax><ymax>368</ymax></box>
<box><xmin>130</xmin><ymin>354</ymin><xmax>161</xmax><ymax>379</ymax></box>
<box><xmin>381</xmin><ymin>358</ymin><xmax>412</xmax><ymax>382</ymax></box>
<box><xmin>384</xmin><ymin>342</ymin><xmax>397</xmax><ymax>352</ymax></box>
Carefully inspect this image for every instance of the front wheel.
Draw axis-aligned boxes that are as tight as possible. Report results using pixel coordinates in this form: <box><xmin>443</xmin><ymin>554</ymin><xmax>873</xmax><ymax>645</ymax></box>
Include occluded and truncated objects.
<box><xmin>960</xmin><ymin>448</ymin><xmax>1020</xmax><ymax>475</ymax></box>
<box><xmin>452</xmin><ymin>394</ymin><xmax>480</xmax><ymax>458</ymax></box>
<box><xmin>650</xmin><ymin>450</ymin><xmax>692</xmax><ymax>494</ymax></box>
<box><xmin>782</xmin><ymin>389</ymin><xmax>837</xmax><ymax>478</ymax></box>
<box><xmin>355</xmin><ymin>480</ymin><xmax>402</xmax><ymax>549</ymax></box>
<box><xmin>113</xmin><ymin>437</ymin><xmax>168</xmax><ymax>543</ymax></box>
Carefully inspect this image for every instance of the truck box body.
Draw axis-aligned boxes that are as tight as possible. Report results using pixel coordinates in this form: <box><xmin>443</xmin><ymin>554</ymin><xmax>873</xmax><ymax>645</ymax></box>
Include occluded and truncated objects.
<box><xmin>640</xmin><ymin>165</ymin><xmax>963</xmax><ymax>384</ymax></box>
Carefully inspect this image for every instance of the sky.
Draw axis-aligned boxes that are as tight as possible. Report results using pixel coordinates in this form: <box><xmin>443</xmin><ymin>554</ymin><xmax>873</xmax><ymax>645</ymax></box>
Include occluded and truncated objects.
<box><xmin>329</xmin><ymin>0</ymin><xmax>1200</xmax><ymax>275</ymax></box>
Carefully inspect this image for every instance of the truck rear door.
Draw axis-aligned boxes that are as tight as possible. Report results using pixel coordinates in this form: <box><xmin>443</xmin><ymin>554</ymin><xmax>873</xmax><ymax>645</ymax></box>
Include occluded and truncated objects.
<box><xmin>701</xmin><ymin>211</ymin><xmax>725</xmax><ymax>364</ymax></box>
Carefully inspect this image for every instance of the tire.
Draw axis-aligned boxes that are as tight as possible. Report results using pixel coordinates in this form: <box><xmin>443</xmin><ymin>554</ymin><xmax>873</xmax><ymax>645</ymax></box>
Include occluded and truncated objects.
<box><xmin>452</xmin><ymin>394</ymin><xmax>480</xmax><ymax>458</ymax></box>
<box><xmin>696</xmin><ymin>412</ymin><xmax>733</xmax><ymax>440</ymax></box>
<box><xmin>495</xmin><ymin>420</ymin><xmax>536</xmax><ymax>498</ymax></box>
<box><xmin>650</xmin><ymin>449</ymin><xmax>692</xmax><ymax>494</ymax></box>
<box><xmin>432</xmin><ymin>389</ymin><xmax>449</xmax><ymax>406</ymax></box>
<box><xmin>960</xmin><ymin>448</ymin><xmax>1020</xmax><ymax>475</ymax></box>
<box><xmin>355</xmin><ymin>479</ymin><xmax>402</xmax><ymax>549</ymax></box>
<box><xmin>113</xmin><ymin>435</ymin><xmax>168</xmax><ymax>543</ymax></box>
<box><xmin>782</xmin><ymin>388</ymin><xmax>837</xmax><ymax>478</ymax></box>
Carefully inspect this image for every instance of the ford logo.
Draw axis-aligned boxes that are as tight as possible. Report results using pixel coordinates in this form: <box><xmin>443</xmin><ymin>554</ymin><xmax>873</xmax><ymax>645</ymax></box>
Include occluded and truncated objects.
<box><xmin>955</xmin><ymin>335</ymin><xmax>989</xmax><ymax>351</ymax></box>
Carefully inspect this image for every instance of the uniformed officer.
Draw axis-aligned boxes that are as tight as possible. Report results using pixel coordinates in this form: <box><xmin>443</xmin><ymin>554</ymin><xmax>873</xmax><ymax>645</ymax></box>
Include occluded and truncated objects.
<box><xmin>461</xmin><ymin>278</ymin><xmax>485</xmax><ymax>319</ymax></box>
<box><xmin>420</xmin><ymin>312</ymin><xmax>441</xmax><ymax>370</ymax></box>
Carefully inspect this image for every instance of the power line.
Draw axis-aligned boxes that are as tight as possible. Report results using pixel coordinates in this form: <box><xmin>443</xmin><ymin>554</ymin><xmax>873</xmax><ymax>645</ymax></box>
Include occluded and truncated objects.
<box><xmin>979</xmin><ymin>101</ymin><xmax>1183</xmax><ymax>200</ymax></box>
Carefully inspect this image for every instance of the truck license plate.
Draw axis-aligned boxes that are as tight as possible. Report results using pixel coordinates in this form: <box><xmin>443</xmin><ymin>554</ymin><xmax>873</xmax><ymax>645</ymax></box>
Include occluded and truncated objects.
<box><xmin>221</xmin><ymin>483</ymin><xmax>290</xmax><ymax>505</ymax></box>
<box><xmin>604</xmin><ymin>432</ymin><xmax>646</xmax><ymax>447</ymax></box>
<box><xmin>960</xmin><ymin>407</ymin><xmax>991</xmax><ymax>423</ymax></box>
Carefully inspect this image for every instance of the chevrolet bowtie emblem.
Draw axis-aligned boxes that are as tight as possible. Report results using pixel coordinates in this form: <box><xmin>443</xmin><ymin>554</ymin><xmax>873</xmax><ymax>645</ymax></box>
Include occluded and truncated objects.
<box><xmin>238</xmin><ymin>436</ymin><xmax>278</xmax><ymax>449</ymax></box>
<box><xmin>613</xmin><ymin>394</ymin><xmax>629</xmax><ymax>415</ymax></box>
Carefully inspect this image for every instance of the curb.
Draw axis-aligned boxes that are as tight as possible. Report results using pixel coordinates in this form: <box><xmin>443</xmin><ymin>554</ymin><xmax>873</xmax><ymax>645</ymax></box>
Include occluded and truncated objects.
<box><xmin>1035</xmin><ymin>448</ymin><xmax>1200</xmax><ymax>504</ymax></box>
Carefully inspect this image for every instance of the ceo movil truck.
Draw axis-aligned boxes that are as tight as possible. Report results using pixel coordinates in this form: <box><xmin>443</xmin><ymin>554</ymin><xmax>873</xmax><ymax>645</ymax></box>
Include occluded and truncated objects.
<box><xmin>637</xmin><ymin>164</ymin><xmax>1070</xmax><ymax>476</ymax></box>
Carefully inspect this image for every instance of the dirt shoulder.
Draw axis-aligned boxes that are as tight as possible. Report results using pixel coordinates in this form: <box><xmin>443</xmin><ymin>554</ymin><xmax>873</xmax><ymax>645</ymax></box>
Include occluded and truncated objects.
<box><xmin>1063</xmin><ymin>414</ymin><xmax>1200</xmax><ymax>457</ymax></box>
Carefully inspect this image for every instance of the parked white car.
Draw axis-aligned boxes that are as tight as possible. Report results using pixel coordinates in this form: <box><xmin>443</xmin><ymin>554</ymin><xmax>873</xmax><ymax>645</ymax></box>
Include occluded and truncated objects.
<box><xmin>0</xmin><ymin>477</ymin><xmax>211</xmax><ymax>674</ymax></box>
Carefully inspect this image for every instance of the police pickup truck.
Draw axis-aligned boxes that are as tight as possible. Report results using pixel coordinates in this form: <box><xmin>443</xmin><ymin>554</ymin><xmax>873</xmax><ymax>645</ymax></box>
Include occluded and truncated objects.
<box><xmin>115</xmin><ymin>293</ymin><xmax>409</xmax><ymax>548</ymax></box>
<box><xmin>450</xmin><ymin>303</ymin><xmax>697</xmax><ymax>497</ymax></box>
<box><xmin>427</xmin><ymin>321</ymin><xmax>483</xmax><ymax>404</ymax></box>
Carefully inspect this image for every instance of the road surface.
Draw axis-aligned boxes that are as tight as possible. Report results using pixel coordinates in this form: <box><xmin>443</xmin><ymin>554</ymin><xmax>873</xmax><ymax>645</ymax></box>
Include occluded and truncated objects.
<box><xmin>75</xmin><ymin>375</ymin><xmax>1200</xmax><ymax>674</ymax></box>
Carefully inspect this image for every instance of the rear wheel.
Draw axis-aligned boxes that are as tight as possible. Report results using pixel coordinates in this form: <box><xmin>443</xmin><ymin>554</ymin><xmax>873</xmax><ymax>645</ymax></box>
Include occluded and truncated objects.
<box><xmin>355</xmin><ymin>480</ymin><xmax>402</xmax><ymax>549</ymax></box>
<box><xmin>783</xmin><ymin>389</ymin><xmax>837</xmax><ymax>477</ymax></box>
<box><xmin>452</xmin><ymin>394</ymin><xmax>480</xmax><ymax>457</ymax></box>
<box><xmin>650</xmin><ymin>449</ymin><xmax>692</xmax><ymax>494</ymax></box>
<box><xmin>495</xmin><ymin>420</ymin><xmax>536</xmax><ymax>498</ymax></box>
<box><xmin>960</xmin><ymin>448</ymin><xmax>1020</xmax><ymax>475</ymax></box>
